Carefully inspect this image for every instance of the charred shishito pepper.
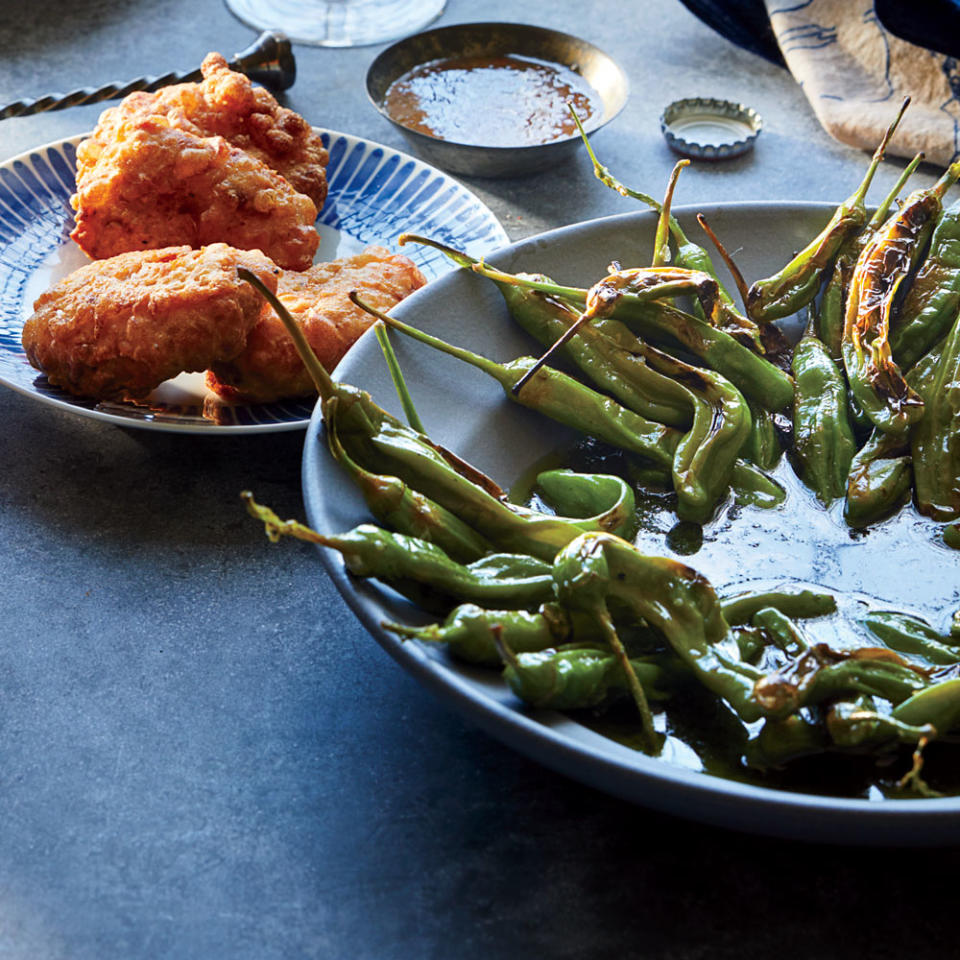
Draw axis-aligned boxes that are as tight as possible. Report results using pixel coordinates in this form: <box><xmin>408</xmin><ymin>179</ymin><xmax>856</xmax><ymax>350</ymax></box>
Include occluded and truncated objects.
<box><xmin>910</xmin><ymin>308</ymin><xmax>960</xmax><ymax>520</ymax></box>
<box><xmin>325</xmin><ymin>398</ymin><xmax>491</xmax><ymax>564</ymax></box>
<box><xmin>471</xmin><ymin>265</ymin><xmax>794</xmax><ymax>411</ymax></box>
<box><xmin>508</xmin><ymin>262</ymin><xmax>725</xmax><ymax>393</ymax></box>
<box><xmin>553</xmin><ymin>532</ymin><xmax>764</xmax><ymax>723</ymax></box>
<box><xmin>817</xmin><ymin>152</ymin><xmax>924</xmax><ymax>360</ymax></box>
<box><xmin>892</xmin><ymin>197</ymin><xmax>960</xmax><ymax>370</ymax></box>
<box><xmin>638</xmin><ymin>344</ymin><xmax>751</xmax><ymax>523</ymax></box>
<box><xmin>791</xmin><ymin>325</ymin><xmax>857</xmax><ymax>504</ymax></box>
<box><xmin>500</xmin><ymin>646</ymin><xmax>679</xmax><ymax>712</ymax></box>
<box><xmin>842</xmin><ymin>160</ymin><xmax>960</xmax><ymax>436</ymax></box>
<box><xmin>357</xmin><ymin>281</ymin><xmax>753</xmax><ymax>523</ymax></box>
<box><xmin>240</xmin><ymin>269</ymin><xmax>636</xmax><ymax>562</ymax></box>
<box><xmin>863</xmin><ymin>611</ymin><xmax>960</xmax><ymax>667</ymax></box>
<box><xmin>508</xmin><ymin>279</ymin><xmax>695</xmax><ymax>427</ymax></box>
<box><xmin>243</xmin><ymin>496</ymin><xmax>555</xmax><ymax>611</ymax></box>
<box><xmin>844</xmin><ymin>428</ymin><xmax>912</xmax><ymax>527</ymax></box>
<box><xmin>742</xmin><ymin>398</ymin><xmax>783</xmax><ymax>471</ymax></box>
<box><xmin>746</xmin><ymin>98</ymin><xmax>909</xmax><ymax>323</ymax></box>
<box><xmin>384</xmin><ymin>602</ymin><xmax>577</xmax><ymax>667</ymax></box>
<box><xmin>753</xmin><ymin>644</ymin><xmax>930</xmax><ymax>720</ymax></box>
<box><xmin>571</xmin><ymin>109</ymin><xmax>770</xmax><ymax>353</ymax></box>
<box><xmin>399</xmin><ymin>234</ymin><xmax>794</xmax><ymax>412</ymax></box>
<box><xmin>719</xmin><ymin>586</ymin><xmax>837</xmax><ymax>626</ymax></box>
<box><xmin>238</xmin><ymin>188</ymin><xmax>960</xmax><ymax>796</ymax></box>
<box><xmin>399</xmin><ymin>233</ymin><xmax>692</xmax><ymax>429</ymax></box>
<box><xmin>350</xmin><ymin>292</ymin><xmax>682</xmax><ymax>470</ymax></box>
<box><xmin>584</xmin><ymin>272</ymin><xmax>795</xmax><ymax>411</ymax></box>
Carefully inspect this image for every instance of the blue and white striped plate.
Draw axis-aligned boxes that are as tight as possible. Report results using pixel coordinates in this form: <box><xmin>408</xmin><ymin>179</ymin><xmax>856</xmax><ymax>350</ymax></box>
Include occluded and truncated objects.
<box><xmin>0</xmin><ymin>130</ymin><xmax>509</xmax><ymax>434</ymax></box>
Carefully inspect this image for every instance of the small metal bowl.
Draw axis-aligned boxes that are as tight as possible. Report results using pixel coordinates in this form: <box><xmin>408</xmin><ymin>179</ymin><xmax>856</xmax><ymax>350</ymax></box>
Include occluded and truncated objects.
<box><xmin>365</xmin><ymin>22</ymin><xmax>629</xmax><ymax>179</ymax></box>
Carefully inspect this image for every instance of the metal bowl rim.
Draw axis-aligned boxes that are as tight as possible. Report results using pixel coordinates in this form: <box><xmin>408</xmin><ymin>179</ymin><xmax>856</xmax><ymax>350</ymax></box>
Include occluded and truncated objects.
<box><xmin>364</xmin><ymin>20</ymin><xmax>630</xmax><ymax>151</ymax></box>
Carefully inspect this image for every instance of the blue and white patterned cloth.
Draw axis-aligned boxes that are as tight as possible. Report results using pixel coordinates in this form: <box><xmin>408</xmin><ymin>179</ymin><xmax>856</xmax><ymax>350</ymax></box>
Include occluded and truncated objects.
<box><xmin>765</xmin><ymin>0</ymin><xmax>960</xmax><ymax>166</ymax></box>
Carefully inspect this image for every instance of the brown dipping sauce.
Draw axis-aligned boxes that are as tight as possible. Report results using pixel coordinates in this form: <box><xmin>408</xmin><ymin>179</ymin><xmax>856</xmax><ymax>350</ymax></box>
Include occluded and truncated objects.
<box><xmin>383</xmin><ymin>54</ymin><xmax>599</xmax><ymax>148</ymax></box>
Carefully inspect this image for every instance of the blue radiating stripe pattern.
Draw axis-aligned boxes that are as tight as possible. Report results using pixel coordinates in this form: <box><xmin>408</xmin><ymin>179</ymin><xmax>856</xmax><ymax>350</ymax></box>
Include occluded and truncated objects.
<box><xmin>0</xmin><ymin>143</ymin><xmax>77</xmax><ymax>407</ymax></box>
<box><xmin>0</xmin><ymin>132</ymin><xmax>508</xmax><ymax>432</ymax></box>
<box><xmin>317</xmin><ymin>131</ymin><xmax>506</xmax><ymax>279</ymax></box>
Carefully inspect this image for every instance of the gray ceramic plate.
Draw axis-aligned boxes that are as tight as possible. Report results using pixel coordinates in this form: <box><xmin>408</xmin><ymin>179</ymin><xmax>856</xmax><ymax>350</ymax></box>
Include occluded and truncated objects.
<box><xmin>302</xmin><ymin>204</ymin><xmax>960</xmax><ymax>845</ymax></box>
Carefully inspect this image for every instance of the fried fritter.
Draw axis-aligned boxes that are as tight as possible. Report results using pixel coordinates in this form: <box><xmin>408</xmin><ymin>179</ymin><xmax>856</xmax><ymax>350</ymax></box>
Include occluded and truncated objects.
<box><xmin>82</xmin><ymin>53</ymin><xmax>328</xmax><ymax>208</ymax></box>
<box><xmin>22</xmin><ymin>244</ymin><xmax>280</xmax><ymax>400</ymax></box>
<box><xmin>71</xmin><ymin>116</ymin><xmax>319</xmax><ymax>270</ymax></box>
<box><xmin>207</xmin><ymin>246</ymin><xmax>426</xmax><ymax>403</ymax></box>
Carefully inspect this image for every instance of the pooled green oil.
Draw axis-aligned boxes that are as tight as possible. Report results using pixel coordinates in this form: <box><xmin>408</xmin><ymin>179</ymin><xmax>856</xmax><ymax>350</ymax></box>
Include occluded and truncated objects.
<box><xmin>511</xmin><ymin>438</ymin><xmax>960</xmax><ymax>799</ymax></box>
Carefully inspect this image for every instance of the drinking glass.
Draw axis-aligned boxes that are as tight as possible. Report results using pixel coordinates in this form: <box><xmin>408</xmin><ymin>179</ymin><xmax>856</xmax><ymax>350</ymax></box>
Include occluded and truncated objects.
<box><xmin>225</xmin><ymin>0</ymin><xmax>446</xmax><ymax>47</ymax></box>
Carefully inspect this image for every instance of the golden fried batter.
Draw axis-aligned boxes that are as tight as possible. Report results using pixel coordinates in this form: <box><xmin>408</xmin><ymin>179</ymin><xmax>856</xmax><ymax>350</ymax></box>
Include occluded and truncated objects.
<box><xmin>22</xmin><ymin>244</ymin><xmax>279</xmax><ymax>400</ymax></box>
<box><xmin>82</xmin><ymin>53</ymin><xmax>328</xmax><ymax>208</ymax></box>
<box><xmin>207</xmin><ymin>246</ymin><xmax>426</xmax><ymax>403</ymax></box>
<box><xmin>71</xmin><ymin>116</ymin><xmax>319</xmax><ymax>270</ymax></box>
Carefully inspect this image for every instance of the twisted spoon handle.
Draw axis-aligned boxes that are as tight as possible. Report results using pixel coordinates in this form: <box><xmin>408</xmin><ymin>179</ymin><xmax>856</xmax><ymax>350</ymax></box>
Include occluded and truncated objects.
<box><xmin>0</xmin><ymin>30</ymin><xmax>296</xmax><ymax>121</ymax></box>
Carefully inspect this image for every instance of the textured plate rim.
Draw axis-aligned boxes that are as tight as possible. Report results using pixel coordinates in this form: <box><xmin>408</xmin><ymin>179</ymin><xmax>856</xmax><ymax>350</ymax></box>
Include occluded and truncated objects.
<box><xmin>0</xmin><ymin>128</ymin><xmax>509</xmax><ymax>436</ymax></box>
<box><xmin>303</xmin><ymin>203</ymin><xmax>960</xmax><ymax>846</ymax></box>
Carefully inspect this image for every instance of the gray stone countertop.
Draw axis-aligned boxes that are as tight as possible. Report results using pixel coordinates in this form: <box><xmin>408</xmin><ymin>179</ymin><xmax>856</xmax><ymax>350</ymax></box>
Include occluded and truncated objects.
<box><xmin>0</xmin><ymin>1</ymin><xmax>956</xmax><ymax>958</ymax></box>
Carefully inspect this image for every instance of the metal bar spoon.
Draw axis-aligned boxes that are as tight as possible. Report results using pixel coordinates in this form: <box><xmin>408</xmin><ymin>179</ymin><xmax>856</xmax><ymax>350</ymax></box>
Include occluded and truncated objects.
<box><xmin>0</xmin><ymin>30</ymin><xmax>296</xmax><ymax>121</ymax></box>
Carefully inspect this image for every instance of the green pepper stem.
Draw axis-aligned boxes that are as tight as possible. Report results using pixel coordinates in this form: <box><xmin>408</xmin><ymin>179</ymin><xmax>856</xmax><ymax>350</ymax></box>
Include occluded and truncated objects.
<box><xmin>242</xmin><ymin>490</ymin><xmax>330</xmax><ymax>546</ymax></box>
<box><xmin>398</xmin><ymin>232</ymin><xmax>478</xmax><ymax>270</ymax></box>
<box><xmin>509</xmin><ymin>306</ymin><xmax>595</xmax><ymax>394</ymax></box>
<box><xmin>597</xmin><ymin>608</ymin><xmax>659</xmax><ymax>754</ymax></box>
<box><xmin>849</xmin><ymin>96</ymin><xmax>911</xmax><ymax>208</ymax></box>
<box><xmin>470</xmin><ymin>262</ymin><xmax>587</xmax><ymax>301</ymax></box>
<box><xmin>381</xmin><ymin>619</ymin><xmax>422</xmax><ymax>641</ymax></box>
<box><xmin>374</xmin><ymin>324</ymin><xmax>426</xmax><ymax>433</ymax></box>
<box><xmin>897</xmin><ymin>737</ymin><xmax>941</xmax><ymax>796</ymax></box>
<box><xmin>931</xmin><ymin>158</ymin><xmax>960</xmax><ymax>201</ymax></box>
<box><xmin>471</xmin><ymin>261</ymin><xmax>701</xmax><ymax>309</ymax></box>
<box><xmin>238</xmin><ymin>268</ymin><xmax>336</xmax><ymax>402</ymax></box>
<box><xmin>348</xmin><ymin>291</ymin><xmax>507</xmax><ymax>384</ymax></box>
<box><xmin>868</xmin><ymin>151</ymin><xmax>924</xmax><ymax>228</ymax></box>
<box><xmin>696</xmin><ymin>213</ymin><xmax>751</xmax><ymax>312</ymax></box>
<box><xmin>398</xmin><ymin>235</ymin><xmax>588</xmax><ymax>318</ymax></box>
<box><xmin>568</xmin><ymin>103</ymin><xmax>692</xmax><ymax>248</ymax></box>
<box><xmin>325</xmin><ymin>399</ymin><xmax>371</xmax><ymax>482</ymax></box>
<box><xmin>653</xmin><ymin>159</ymin><xmax>689</xmax><ymax>268</ymax></box>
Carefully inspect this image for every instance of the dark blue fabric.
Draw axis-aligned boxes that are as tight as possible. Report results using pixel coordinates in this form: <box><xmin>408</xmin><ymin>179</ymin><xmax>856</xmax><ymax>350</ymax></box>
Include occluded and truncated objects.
<box><xmin>875</xmin><ymin>0</ymin><xmax>960</xmax><ymax>59</ymax></box>
<box><xmin>679</xmin><ymin>0</ymin><xmax>960</xmax><ymax>63</ymax></box>
<box><xmin>675</xmin><ymin>0</ymin><xmax>784</xmax><ymax>64</ymax></box>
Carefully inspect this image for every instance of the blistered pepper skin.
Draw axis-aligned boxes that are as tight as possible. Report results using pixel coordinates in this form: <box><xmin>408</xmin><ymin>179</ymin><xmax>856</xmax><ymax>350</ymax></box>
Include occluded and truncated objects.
<box><xmin>385</xmin><ymin>602</ymin><xmax>573</xmax><ymax>666</ymax></box>
<box><xmin>553</xmin><ymin>532</ymin><xmax>763</xmax><ymax>721</ymax></box>
<box><xmin>587</xmin><ymin>283</ymin><xmax>795</xmax><ymax>412</ymax></box>
<box><xmin>911</xmin><ymin>310</ymin><xmax>960</xmax><ymax>521</ymax></box>
<box><xmin>792</xmin><ymin>334</ymin><xmax>857</xmax><ymax>504</ymax></box>
<box><xmin>842</xmin><ymin>161</ymin><xmax>960</xmax><ymax>435</ymax></box>
<box><xmin>844</xmin><ymin>429</ymin><xmax>911</xmax><ymax>528</ymax></box>
<box><xmin>815</xmin><ymin>153</ymin><xmax>924</xmax><ymax>360</ymax></box>
<box><xmin>748</xmin><ymin>101</ymin><xmax>909</xmax><ymax>323</ymax></box>
<box><xmin>502</xmin><ymin>647</ymin><xmax>676</xmax><ymax>711</ymax></box>
<box><xmin>892</xmin><ymin>198</ymin><xmax>960</xmax><ymax>370</ymax></box>
<box><xmin>841</xmin><ymin>197</ymin><xmax>934</xmax><ymax>436</ymax></box>
<box><xmin>639</xmin><ymin>345</ymin><xmax>752</xmax><ymax>524</ymax></box>
<box><xmin>743</xmin><ymin>399</ymin><xmax>783</xmax><ymax>471</ymax></box>
<box><xmin>498</xmin><ymin>272</ymin><xmax>693</xmax><ymax>429</ymax></box>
